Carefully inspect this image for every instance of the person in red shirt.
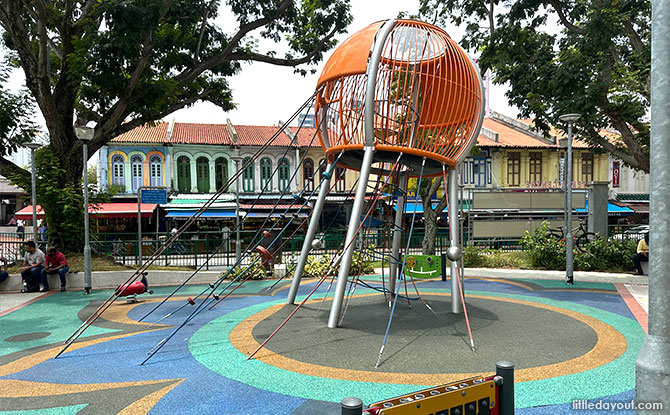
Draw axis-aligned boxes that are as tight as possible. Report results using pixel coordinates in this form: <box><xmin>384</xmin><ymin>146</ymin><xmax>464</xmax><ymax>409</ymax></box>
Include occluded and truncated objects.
<box><xmin>41</xmin><ymin>246</ymin><xmax>69</xmax><ymax>292</ymax></box>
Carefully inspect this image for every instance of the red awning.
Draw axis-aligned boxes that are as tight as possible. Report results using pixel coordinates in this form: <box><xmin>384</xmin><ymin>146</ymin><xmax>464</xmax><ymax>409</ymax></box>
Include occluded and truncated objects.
<box><xmin>16</xmin><ymin>203</ymin><xmax>158</xmax><ymax>220</ymax></box>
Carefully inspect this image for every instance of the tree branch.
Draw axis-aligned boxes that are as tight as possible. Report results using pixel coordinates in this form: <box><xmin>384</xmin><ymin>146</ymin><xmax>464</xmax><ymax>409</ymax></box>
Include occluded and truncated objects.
<box><xmin>622</xmin><ymin>19</ymin><xmax>644</xmax><ymax>53</ymax></box>
<box><xmin>0</xmin><ymin>156</ymin><xmax>30</xmax><ymax>184</ymax></box>
<box><xmin>546</xmin><ymin>0</ymin><xmax>586</xmax><ymax>34</ymax></box>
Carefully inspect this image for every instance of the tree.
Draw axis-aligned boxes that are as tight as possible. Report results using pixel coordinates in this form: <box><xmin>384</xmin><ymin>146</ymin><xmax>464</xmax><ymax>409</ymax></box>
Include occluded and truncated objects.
<box><xmin>406</xmin><ymin>176</ymin><xmax>448</xmax><ymax>255</ymax></box>
<box><xmin>0</xmin><ymin>0</ymin><xmax>351</xmax><ymax>249</ymax></box>
<box><xmin>417</xmin><ymin>0</ymin><xmax>650</xmax><ymax>172</ymax></box>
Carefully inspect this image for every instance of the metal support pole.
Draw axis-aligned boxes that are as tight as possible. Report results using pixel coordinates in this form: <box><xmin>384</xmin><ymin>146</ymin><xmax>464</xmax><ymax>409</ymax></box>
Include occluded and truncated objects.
<box><xmin>234</xmin><ymin>158</ymin><xmax>242</xmax><ymax>262</ymax></box>
<box><xmin>328</xmin><ymin>146</ymin><xmax>375</xmax><ymax>328</ymax></box>
<box><xmin>29</xmin><ymin>148</ymin><xmax>38</xmax><ymax>245</ymax></box>
<box><xmin>449</xmin><ymin>169</ymin><xmax>462</xmax><ymax>313</ymax></box>
<box><xmin>286</xmin><ymin>163</ymin><xmax>332</xmax><ymax>304</ymax></box>
<box><xmin>340</xmin><ymin>397</ymin><xmax>363</xmax><ymax>415</ymax></box>
<box><xmin>83</xmin><ymin>142</ymin><xmax>92</xmax><ymax>294</ymax></box>
<box><xmin>389</xmin><ymin>172</ymin><xmax>407</xmax><ymax>296</ymax></box>
<box><xmin>137</xmin><ymin>187</ymin><xmax>142</xmax><ymax>265</ymax></box>
<box><xmin>559</xmin><ymin>114</ymin><xmax>580</xmax><ymax>285</ymax></box>
<box><xmin>636</xmin><ymin>1</ymin><xmax>670</xmax><ymax>411</ymax></box>
<box><xmin>496</xmin><ymin>361</ymin><xmax>515</xmax><ymax>415</ymax></box>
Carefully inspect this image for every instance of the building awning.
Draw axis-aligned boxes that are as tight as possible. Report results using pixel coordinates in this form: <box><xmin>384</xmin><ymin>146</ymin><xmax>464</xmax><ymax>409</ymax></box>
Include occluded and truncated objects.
<box><xmin>575</xmin><ymin>201</ymin><xmax>634</xmax><ymax>217</ymax></box>
<box><xmin>361</xmin><ymin>215</ymin><xmax>386</xmax><ymax>228</ymax></box>
<box><xmin>16</xmin><ymin>203</ymin><xmax>158</xmax><ymax>220</ymax></box>
<box><xmin>165</xmin><ymin>209</ymin><xmax>240</xmax><ymax>219</ymax></box>
<box><xmin>245</xmin><ymin>212</ymin><xmax>308</xmax><ymax>219</ymax></box>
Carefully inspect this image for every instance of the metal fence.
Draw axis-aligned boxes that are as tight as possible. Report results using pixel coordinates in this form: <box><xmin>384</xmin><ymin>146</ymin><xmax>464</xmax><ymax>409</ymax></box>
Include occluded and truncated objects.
<box><xmin>0</xmin><ymin>223</ymin><xmax>647</xmax><ymax>268</ymax></box>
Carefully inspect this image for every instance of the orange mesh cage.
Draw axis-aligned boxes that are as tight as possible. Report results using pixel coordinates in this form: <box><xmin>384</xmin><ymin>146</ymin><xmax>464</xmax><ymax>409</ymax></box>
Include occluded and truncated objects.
<box><xmin>315</xmin><ymin>20</ymin><xmax>483</xmax><ymax>177</ymax></box>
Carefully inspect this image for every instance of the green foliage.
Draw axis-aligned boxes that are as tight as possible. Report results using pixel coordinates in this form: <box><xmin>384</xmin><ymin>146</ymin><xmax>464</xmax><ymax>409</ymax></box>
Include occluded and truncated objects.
<box><xmin>520</xmin><ymin>221</ymin><xmax>567</xmax><ymax>270</ymax></box>
<box><xmin>303</xmin><ymin>254</ymin><xmax>332</xmax><ymax>278</ymax></box>
<box><xmin>520</xmin><ymin>221</ymin><xmax>637</xmax><ymax>272</ymax></box>
<box><xmin>0</xmin><ymin>65</ymin><xmax>38</xmax><ymax>159</ymax></box>
<box><xmin>225</xmin><ymin>254</ymin><xmax>266</xmax><ymax>280</ymax></box>
<box><xmin>8</xmin><ymin>146</ymin><xmax>111</xmax><ymax>251</ymax></box>
<box><xmin>417</xmin><ymin>0</ymin><xmax>651</xmax><ymax>171</ymax></box>
<box><xmin>351</xmin><ymin>250</ymin><xmax>375</xmax><ymax>275</ymax></box>
<box><xmin>575</xmin><ymin>238</ymin><xmax>636</xmax><ymax>272</ymax></box>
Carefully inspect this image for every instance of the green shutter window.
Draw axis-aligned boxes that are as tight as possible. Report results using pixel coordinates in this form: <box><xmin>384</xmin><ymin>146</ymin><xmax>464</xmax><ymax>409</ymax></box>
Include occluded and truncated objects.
<box><xmin>260</xmin><ymin>157</ymin><xmax>273</xmax><ymax>191</ymax></box>
<box><xmin>177</xmin><ymin>156</ymin><xmax>191</xmax><ymax>193</ymax></box>
<box><xmin>196</xmin><ymin>157</ymin><xmax>210</xmax><ymax>193</ymax></box>
<box><xmin>243</xmin><ymin>157</ymin><xmax>254</xmax><ymax>192</ymax></box>
<box><xmin>278</xmin><ymin>158</ymin><xmax>290</xmax><ymax>192</ymax></box>
<box><xmin>215</xmin><ymin>157</ymin><xmax>229</xmax><ymax>191</ymax></box>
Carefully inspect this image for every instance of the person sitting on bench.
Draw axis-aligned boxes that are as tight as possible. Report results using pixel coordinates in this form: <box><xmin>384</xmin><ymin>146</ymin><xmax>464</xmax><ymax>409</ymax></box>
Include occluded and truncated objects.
<box><xmin>20</xmin><ymin>241</ymin><xmax>45</xmax><ymax>292</ymax></box>
<box><xmin>41</xmin><ymin>246</ymin><xmax>69</xmax><ymax>292</ymax></box>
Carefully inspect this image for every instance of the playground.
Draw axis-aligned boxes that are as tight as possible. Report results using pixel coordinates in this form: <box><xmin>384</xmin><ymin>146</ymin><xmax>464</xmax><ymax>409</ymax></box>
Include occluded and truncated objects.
<box><xmin>0</xmin><ymin>272</ymin><xmax>647</xmax><ymax>414</ymax></box>
<box><xmin>0</xmin><ymin>18</ymin><xmax>654</xmax><ymax>414</ymax></box>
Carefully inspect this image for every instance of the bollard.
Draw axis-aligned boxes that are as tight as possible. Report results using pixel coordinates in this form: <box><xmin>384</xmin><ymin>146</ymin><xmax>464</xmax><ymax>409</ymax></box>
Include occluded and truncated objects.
<box><xmin>341</xmin><ymin>397</ymin><xmax>363</xmax><ymax>415</ymax></box>
<box><xmin>496</xmin><ymin>361</ymin><xmax>515</xmax><ymax>415</ymax></box>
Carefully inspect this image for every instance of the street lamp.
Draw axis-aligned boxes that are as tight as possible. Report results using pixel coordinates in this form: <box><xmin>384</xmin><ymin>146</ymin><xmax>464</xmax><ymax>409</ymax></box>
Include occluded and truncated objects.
<box><xmin>558</xmin><ymin>113</ymin><xmax>581</xmax><ymax>285</ymax></box>
<box><xmin>231</xmin><ymin>156</ymin><xmax>243</xmax><ymax>262</ymax></box>
<box><xmin>76</xmin><ymin>126</ymin><xmax>94</xmax><ymax>294</ymax></box>
<box><xmin>25</xmin><ymin>142</ymin><xmax>41</xmax><ymax>245</ymax></box>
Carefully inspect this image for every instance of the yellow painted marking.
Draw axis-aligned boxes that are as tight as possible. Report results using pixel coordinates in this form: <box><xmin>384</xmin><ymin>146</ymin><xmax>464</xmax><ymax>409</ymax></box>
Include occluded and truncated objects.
<box><xmin>118</xmin><ymin>379</ymin><xmax>185</xmax><ymax>415</ymax></box>
<box><xmin>0</xmin><ymin>378</ymin><xmax>183</xmax><ymax>398</ymax></box>
<box><xmin>230</xmin><ymin>292</ymin><xmax>626</xmax><ymax>384</ymax></box>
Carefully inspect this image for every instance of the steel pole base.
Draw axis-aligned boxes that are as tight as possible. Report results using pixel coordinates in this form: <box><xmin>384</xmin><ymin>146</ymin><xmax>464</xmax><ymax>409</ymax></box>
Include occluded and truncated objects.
<box><xmin>636</xmin><ymin>334</ymin><xmax>670</xmax><ymax>414</ymax></box>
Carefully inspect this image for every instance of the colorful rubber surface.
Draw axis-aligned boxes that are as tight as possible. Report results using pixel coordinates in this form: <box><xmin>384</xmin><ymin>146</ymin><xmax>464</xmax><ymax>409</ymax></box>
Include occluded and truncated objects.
<box><xmin>0</xmin><ymin>276</ymin><xmax>646</xmax><ymax>414</ymax></box>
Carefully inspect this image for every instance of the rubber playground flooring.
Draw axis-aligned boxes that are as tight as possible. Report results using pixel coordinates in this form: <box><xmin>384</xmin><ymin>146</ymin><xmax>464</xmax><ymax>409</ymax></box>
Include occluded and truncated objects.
<box><xmin>0</xmin><ymin>275</ymin><xmax>646</xmax><ymax>414</ymax></box>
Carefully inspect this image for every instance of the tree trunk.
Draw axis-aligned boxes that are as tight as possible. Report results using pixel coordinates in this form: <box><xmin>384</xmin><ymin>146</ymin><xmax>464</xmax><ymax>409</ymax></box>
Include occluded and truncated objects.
<box><xmin>422</xmin><ymin>209</ymin><xmax>437</xmax><ymax>255</ymax></box>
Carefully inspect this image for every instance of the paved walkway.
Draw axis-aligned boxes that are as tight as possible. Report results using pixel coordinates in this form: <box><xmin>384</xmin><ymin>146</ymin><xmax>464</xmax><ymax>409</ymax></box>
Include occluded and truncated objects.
<box><xmin>0</xmin><ymin>269</ymin><xmax>649</xmax><ymax>414</ymax></box>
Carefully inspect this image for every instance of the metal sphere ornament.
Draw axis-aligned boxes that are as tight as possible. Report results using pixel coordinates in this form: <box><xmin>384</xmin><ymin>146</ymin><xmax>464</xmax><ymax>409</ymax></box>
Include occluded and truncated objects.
<box><xmin>311</xmin><ymin>238</ymin><xmax>324</xmax><ymax>250</ymax></box>
<box><xmin>446</xmin><ymin>246</ymin><xmax>462</xmax><ymax>262</ymax></box>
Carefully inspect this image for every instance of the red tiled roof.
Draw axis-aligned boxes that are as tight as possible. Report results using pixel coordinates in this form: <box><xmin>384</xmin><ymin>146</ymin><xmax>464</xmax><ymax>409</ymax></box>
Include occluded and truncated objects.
<box><xmin>478</xmin><ymin>118</ymin><xmax>554</xmax><ymax>148</ymax></box>
<box><xmin>171</xmin><ymin>123</ymin><xmax>231</xmax><ymax>144</ymax></box>
<box><xmin>234</xmin><ymin>125</ymin><xmax>295</xmax><ymax>147</ymax></box>
<box><xmin>288</xmin><ymin>127</ymin><xmax>322</xmax><ymax>147</ymax></box>
<box><xmin>112</xmin><ymin>122</ymin><xmax>169</xmax><ymax>143</ymax></box>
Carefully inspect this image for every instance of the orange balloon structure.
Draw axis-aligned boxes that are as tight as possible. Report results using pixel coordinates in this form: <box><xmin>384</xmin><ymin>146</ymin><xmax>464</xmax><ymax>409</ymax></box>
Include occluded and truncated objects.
<box><xmin>314</xmin><ymin>19</ymin><xmax>484</xmax><ymax>177</ymax></box>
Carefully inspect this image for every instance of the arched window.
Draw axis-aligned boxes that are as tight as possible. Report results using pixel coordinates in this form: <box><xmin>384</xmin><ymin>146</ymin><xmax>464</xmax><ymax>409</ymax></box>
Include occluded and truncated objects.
<box><xmin>177</xmin><ymin>156</ymin><xmax>191</xmax><ymax>193</ymax></box>
<box><xmin>242</xmin><ymin>157</ymin><xmax>254</xmax><ymax>192</ymax></box>
<box><xmin>303</xmin><ymin>158</ymin><xmax>314</xmax><ymax>191</ymax></box>
<box><xmin>335</xmin><ymin>166</ymin><xmax>346</xmax><ymax>192</ymax></box>
<box><xmin>196</xmin><ymin>156</ymin><xmax>210</xmax><ymax>193</ymax></box>
<box><xmin>131</xmin><ymin>155</ymin><xmax>143</xmax><ymax>193</ymax></box>
<box><xmin>150</xmin><ymin>155</ymin><xmax>163</xmax><ymax>187</ymax></box>
<box><xmin>215</xmin><ymin>157</ymin><xmax>229</xmax><ymax>191</ymax></box>
<box><xmin>260</xmin><ymin>157</ymin><xmax>273</xmax><ymax>191</ymax></box>
<box><xmin>111</xmin><ymin>155</ymin><xmax>125</xmax><ymax>190</ymax></box>
<box><xmin>278</xmin><ymin>158</ymin><xmax>290</xmax><ymax>192</ymax></box>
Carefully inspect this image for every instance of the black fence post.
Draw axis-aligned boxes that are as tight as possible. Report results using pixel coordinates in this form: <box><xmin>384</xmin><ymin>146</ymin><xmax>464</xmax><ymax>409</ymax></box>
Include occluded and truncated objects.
<box><xmin>496</xmin><ymin>360</ymin><xmax>515</xmax><ymax>415</ymax></box>
<box><xmin>340</xmin><ymin>397</ymin><xmax>363</xmax><ymax>415</ymax></box>
<box><xmin>441</xmin><ymin>252</ymin><xmax>447</xmax><ymax>282</ymax></box>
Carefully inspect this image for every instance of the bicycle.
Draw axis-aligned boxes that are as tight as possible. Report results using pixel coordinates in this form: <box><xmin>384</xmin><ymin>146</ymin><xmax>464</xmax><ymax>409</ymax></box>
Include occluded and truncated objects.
<box><xmin>549</xmin><ymin>220</ymin><xmax>598</xmax><ymax>252</ymax></box>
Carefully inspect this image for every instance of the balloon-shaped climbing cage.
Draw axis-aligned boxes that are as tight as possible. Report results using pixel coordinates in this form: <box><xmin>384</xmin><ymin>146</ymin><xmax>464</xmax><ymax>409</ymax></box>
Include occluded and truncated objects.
<box><xmin>315</xmin><ymin>19</ymin><xmax>485</xmax><ymax>177</ymax></box>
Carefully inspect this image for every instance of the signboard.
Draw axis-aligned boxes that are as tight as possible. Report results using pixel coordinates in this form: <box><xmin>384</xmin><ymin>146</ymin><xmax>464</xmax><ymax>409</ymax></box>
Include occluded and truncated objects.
<box><xmin>140</xmin><ymin>188</ymin><xmax>168</xmax><ymax>204</ymax></box>
<box><xmin>612</xmin><ymin>161</ymin><xmax>620</xmax><ymax>188</ymax></box>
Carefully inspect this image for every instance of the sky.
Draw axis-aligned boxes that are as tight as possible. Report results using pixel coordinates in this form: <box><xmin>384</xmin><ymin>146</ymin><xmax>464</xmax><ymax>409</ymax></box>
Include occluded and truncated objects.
<box><xmin>168</xmin><ymin>0</ymin><xmax>518</xmax><ymax>126</ymax></box>
<box><xmin>5</xmin><ymin>0</ymin><xmax>519</xmax><ymax>138</ymax></box>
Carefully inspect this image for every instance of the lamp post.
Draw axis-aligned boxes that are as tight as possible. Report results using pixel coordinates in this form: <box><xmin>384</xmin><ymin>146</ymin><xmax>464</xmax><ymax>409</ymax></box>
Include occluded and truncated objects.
<box><xmin>25</xmin><ymin>143</ymin><xmax>41</xmax><ymax>245</ymax></box>
<box><xmin>558</xmin><ymin>113</ymin><xmax>581</xmax><ymax>285</ymax></box>
<box><xmin>232</xmin><ymin>156</ymin><xmax>243</xmax><ymax>262</ymax></box>
<box><xmin>76</xmin><ymin>126</ymin><xmax>94</xmax><ymax>294</ymax></box>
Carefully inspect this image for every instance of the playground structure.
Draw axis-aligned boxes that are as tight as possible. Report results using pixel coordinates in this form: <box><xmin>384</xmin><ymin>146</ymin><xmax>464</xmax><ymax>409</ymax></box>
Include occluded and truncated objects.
<box><xmin>56</xmin><ymin>18</ymin><xmax>484</xmax><ymax>367</ymax></box>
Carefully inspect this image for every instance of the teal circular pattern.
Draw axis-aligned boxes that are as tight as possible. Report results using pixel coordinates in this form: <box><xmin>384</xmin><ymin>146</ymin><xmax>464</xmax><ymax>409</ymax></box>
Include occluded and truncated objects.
<box><xmin>188</xmin><ymin>289</ymin><xmax>644</xmax><ymax>407</ymax></box>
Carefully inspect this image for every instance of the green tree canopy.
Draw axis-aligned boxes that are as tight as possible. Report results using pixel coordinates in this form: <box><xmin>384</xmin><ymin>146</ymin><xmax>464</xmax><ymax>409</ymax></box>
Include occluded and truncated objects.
<box><xmin>0</xmin><ymin>0</ymin><xmax>351</xmax><ymax>248</ymax></box>
<box><xmin>417</xmin><ymin>0</ymin><xmax>650</xmax><ymax>172</ymax></box>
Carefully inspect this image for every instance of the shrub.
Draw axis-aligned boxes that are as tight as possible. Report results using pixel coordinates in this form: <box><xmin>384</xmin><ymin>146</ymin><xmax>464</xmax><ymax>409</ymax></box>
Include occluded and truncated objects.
<box><xmin>224</xmin><ymin>254</ymin><xmax>266</xmax><ymax>280</ymax></box>
<box><xmin>351</xmin><ymin>250</ymin><xmax>375</xmax><ymax>275</ymax></box>
<box><xmin>304</xmin><ymin>254</ymin><xmax>332</xmax><ymax>278</ymax></box>
<box><xmin>575</xmin><ymin>238</ymin><xmax>636</xmax><ymax>272</ymax></box>
<box><xmin>520</xmin><ymin>221</ymin><xmax>566</xmax><ymax>270</ymax></box>
<box><xmin>463</xmin><ymin>245</ymin><xmax>486</xmax><ymax>268</ymax></box>
<box><xmin>463</xmin><ymin>246</ymin><xmax>530</xmax><ymax>269</ymax></box>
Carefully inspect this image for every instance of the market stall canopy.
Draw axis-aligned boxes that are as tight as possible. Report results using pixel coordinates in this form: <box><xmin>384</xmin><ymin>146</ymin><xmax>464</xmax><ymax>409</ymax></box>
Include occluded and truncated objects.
<box><xmin>575</xmin><ymin>201</ymin><xmax>634</xmax><ymax>217</ymax></box>
<box><xmin>16</xmin><ymin>203</ymin><xmax>158</xmax><ymax>220</ymax></box>
<box><xmin>165</xmin><ymin>209</ymin><xmax>240</xmax><ymax>219</ymax></box>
